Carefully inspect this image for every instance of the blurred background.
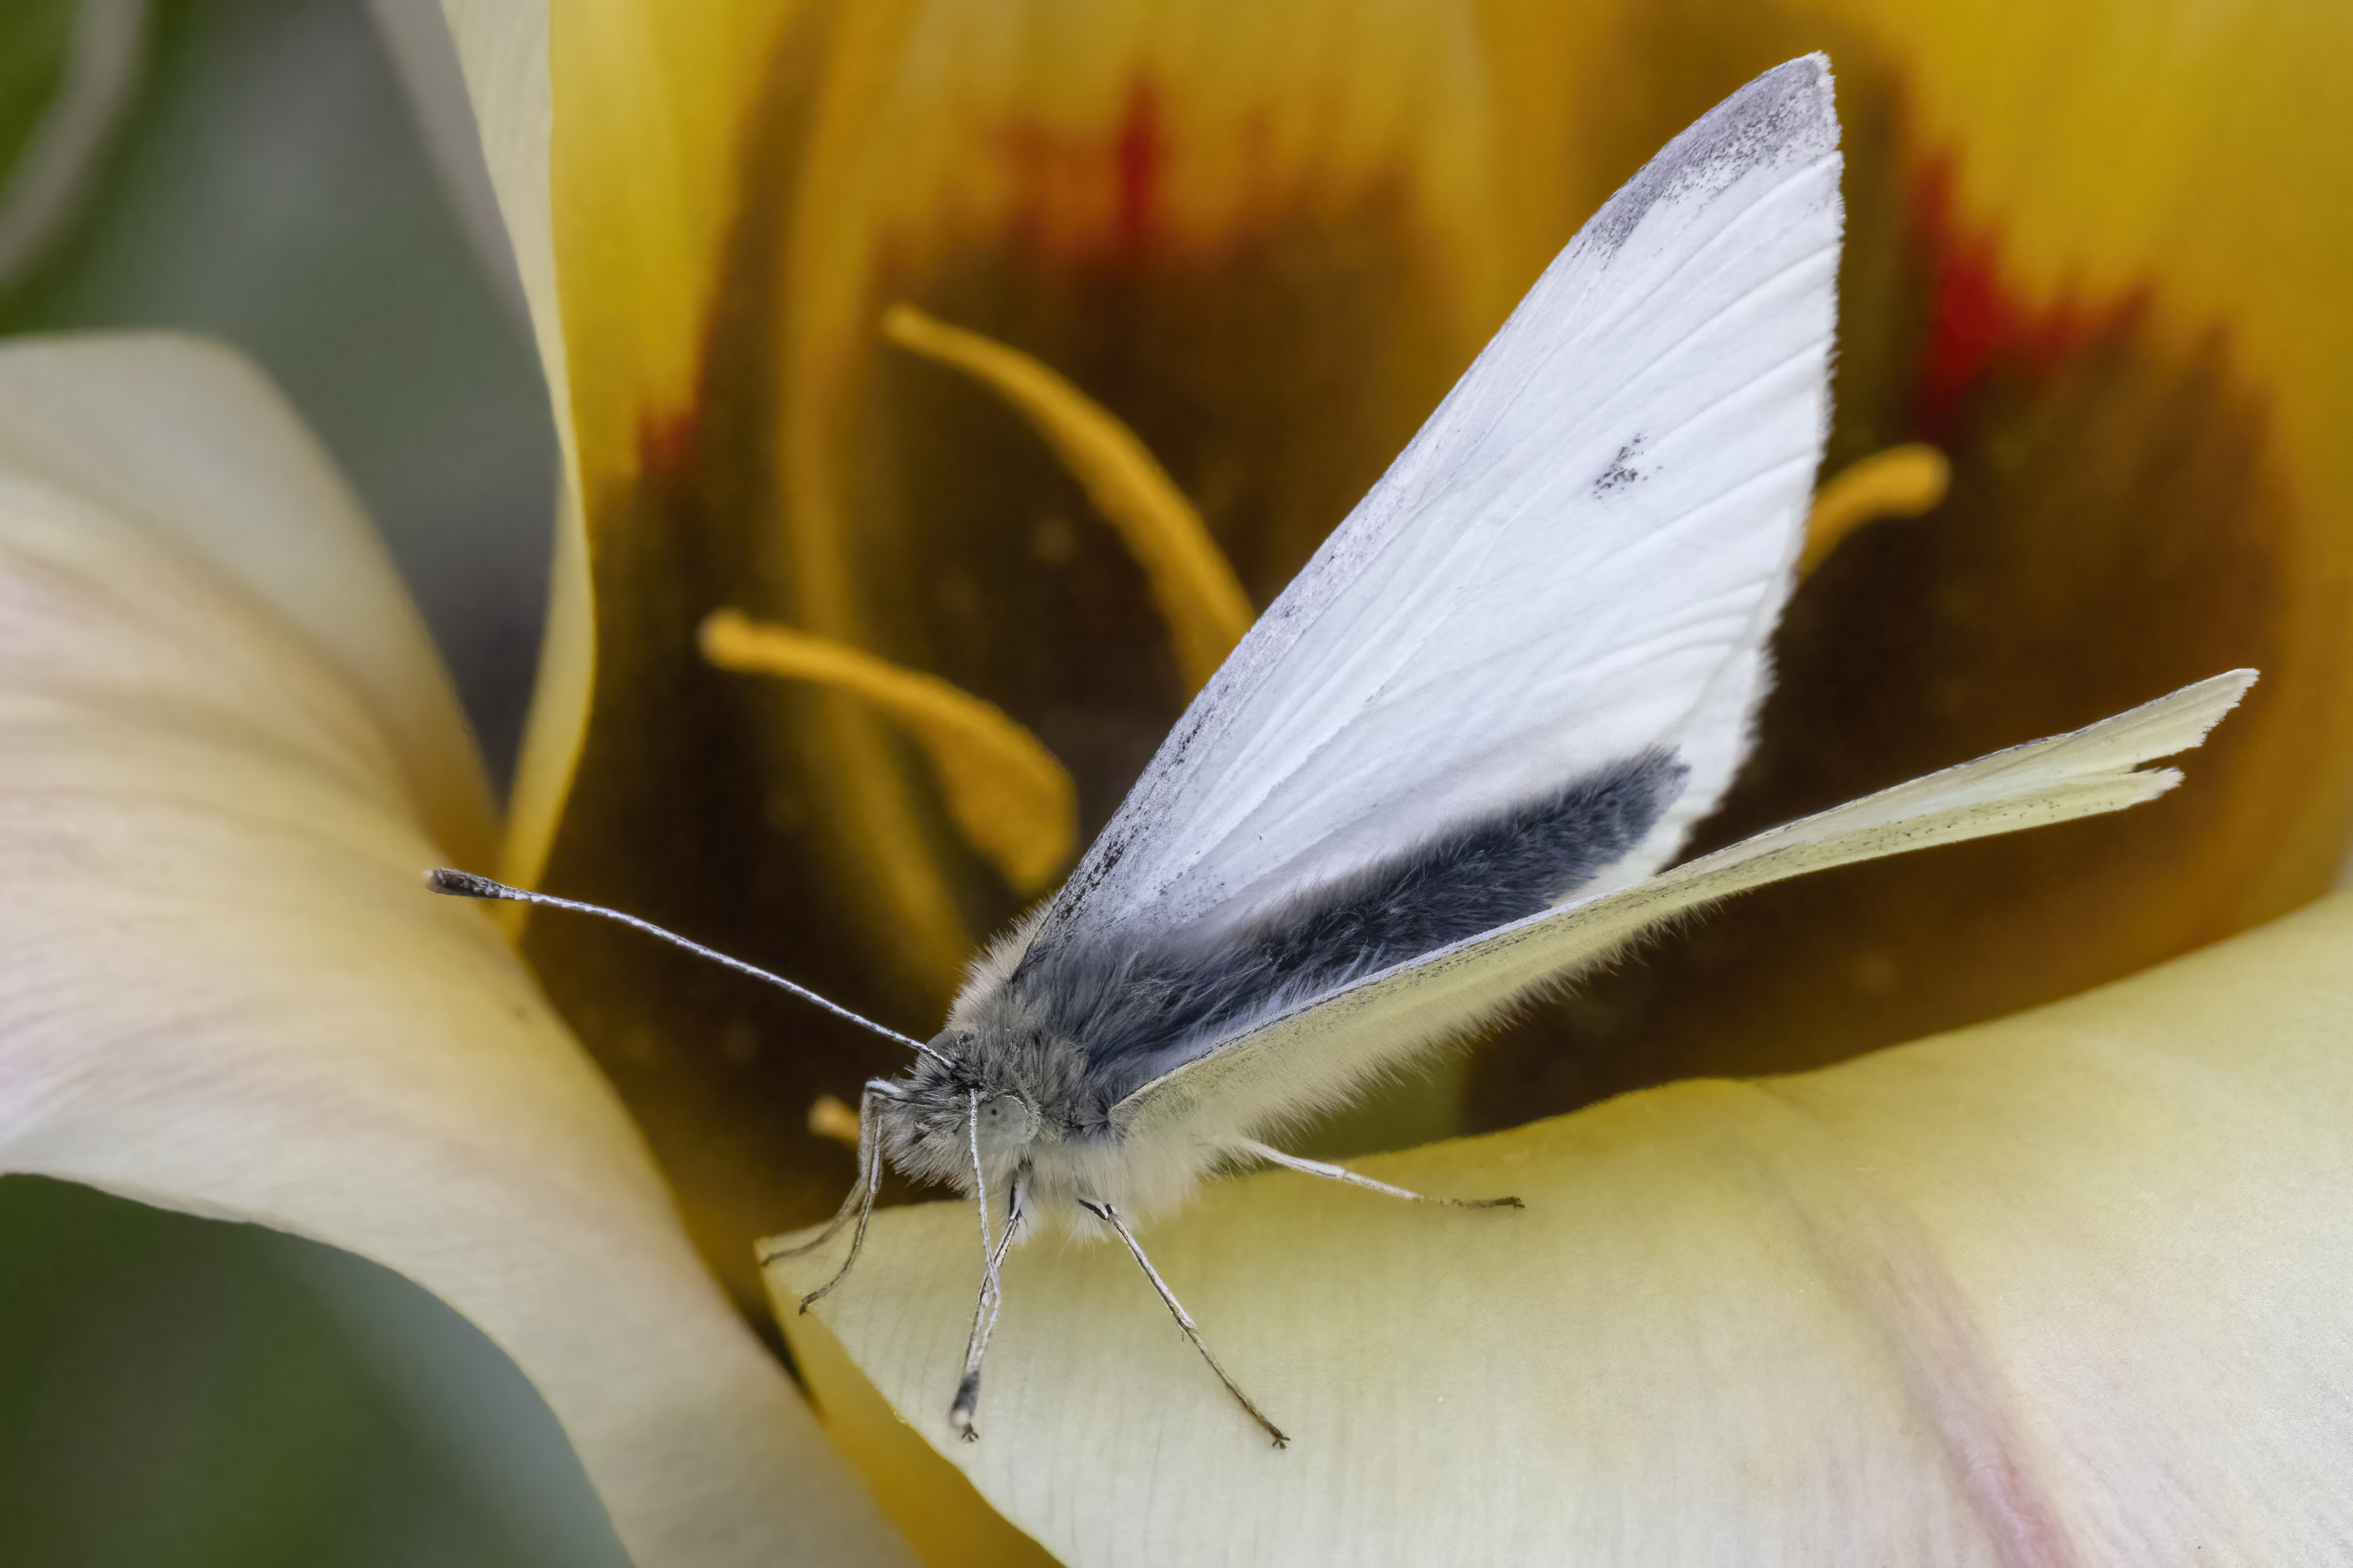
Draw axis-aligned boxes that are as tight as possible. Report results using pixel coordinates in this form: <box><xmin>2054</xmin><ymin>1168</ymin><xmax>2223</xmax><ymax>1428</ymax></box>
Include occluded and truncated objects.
<box><xmin>0</xmin><ymin>1</ymin><xmax>630</xmax><ymax>1561</ymax></box>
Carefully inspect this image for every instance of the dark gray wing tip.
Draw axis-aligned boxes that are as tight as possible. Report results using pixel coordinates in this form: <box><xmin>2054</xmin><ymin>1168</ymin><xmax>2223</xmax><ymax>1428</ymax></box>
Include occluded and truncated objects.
<box><xmin>1588</xmin><ymin>54</ymin><xmax>1840</xmax><ymax>254</ymax></box>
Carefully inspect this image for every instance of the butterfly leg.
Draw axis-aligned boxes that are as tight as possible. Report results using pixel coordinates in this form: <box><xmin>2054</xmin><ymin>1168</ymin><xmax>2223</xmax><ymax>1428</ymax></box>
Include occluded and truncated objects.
<box><xmin>948</xmin><ymin>1089</ymin><xmax>1016</xmax><ymax>1440</ymax></box>
<box><xmin>948</xmin><ymin>1164</ymin><xmax>1026</xmax><ymax>1441</ymax></box>
<box><xmin>1077</xmin><ymin>1198</ymin><xmax>1289</xmax><ymax>1448</ymax></box>
<box><xmin>1229</xmin><ymin>1138</ymin><xmax>1522</xmax><ymax>1209</ymax></box>
<box><xmin>759</xmin><ymin>1078</ymin><xmax>898</xmax><ymax>1311</ymax></box>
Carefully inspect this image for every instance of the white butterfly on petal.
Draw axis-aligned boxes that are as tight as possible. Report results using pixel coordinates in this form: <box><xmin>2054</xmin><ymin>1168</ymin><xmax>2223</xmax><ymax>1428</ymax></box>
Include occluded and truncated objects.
<box><xmin>433</xmin><ymin>53</ymin><xmax>2252</xmax><ymax>1448</ymax></box>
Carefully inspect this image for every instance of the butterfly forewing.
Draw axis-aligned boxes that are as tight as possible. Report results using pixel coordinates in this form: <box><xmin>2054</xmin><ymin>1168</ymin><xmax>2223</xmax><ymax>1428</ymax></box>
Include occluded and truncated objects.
<box><xmin>1027</xmin><ymin>57</ymin><xmax>1843</xmax><ymax>983</ymax></box>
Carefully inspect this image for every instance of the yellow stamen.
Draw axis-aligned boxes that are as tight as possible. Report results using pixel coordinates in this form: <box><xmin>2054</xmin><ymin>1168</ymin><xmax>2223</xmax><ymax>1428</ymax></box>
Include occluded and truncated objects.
<box><xmin>882</xmin><ymin>304</ymin><xmax>1254</xmax><ymax>692</ymax></box>
<box><xmin>699</xmin><ymin>609</ymin><xmax>1077</xmax><ymax>895</ymax></box>
<box><xmin>808</xmin><ymin>1093</ymin><xmax>863</xmax><ymax>1150</ymax></box>
<box><xmin>1801</xmin><ymin>443</ymin><xmax>1952</xmax><ymax>577</ymax></box>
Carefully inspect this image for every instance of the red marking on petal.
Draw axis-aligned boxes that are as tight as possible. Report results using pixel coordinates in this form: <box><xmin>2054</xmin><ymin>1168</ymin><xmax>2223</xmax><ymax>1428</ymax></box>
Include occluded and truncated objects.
<box><xmin>1115</xmin><ymin>80</ymin><xmax>1165</xmax><ymax>251</ymax></box>
<box><xmin>989</xmin><ymin>76</ymin><xmax>1179</xmax><ymax>263</ymax></box>
<box><xmin>638</xmin><ymin>406</ymin><xmax>699</xmax><ymax>486</ymax></box>
<box><xmin>1909</xmin><ymin>155</ymin><xmax>2120</xmax><ymax>441</ymax></box>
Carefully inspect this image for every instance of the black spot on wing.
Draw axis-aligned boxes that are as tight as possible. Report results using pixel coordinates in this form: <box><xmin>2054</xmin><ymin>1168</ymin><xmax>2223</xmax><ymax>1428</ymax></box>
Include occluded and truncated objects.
<box><xmin>1593</xmin><ymin>436</ymin><xmax>1646</xmax><ymax>496</ymax></box>
<box><xmin>1016</xmin><ymin>748</ymin><xmax>1689</xmax><ymax>1101</ymax></box>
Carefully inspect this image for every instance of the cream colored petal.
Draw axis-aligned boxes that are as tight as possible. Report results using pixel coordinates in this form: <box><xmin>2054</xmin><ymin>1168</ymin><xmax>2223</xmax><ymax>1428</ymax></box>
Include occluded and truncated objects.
<box><xmin>434</xmin><ymin>0</ymin><xmax>591</xmax><ymax>893</ymax></box>
<box><xmin>777</xmin><ymin>891</ymin><xmax>2353</xmax><ymax>1564</ymax></box>
<box><xmin>0</xmin><ymin>336</ymin><xmax>910</xmax><ymax>1568</ymax></box>
<box><xmin>369</xmin><ymin>0</ymin><xmax>532</xmax><ymax>328</ymax></box>
<box><xmin>433</xmin><ymin>0</ymin><xmax>562</xmax><ymax>433</ymax></box>
<box><xmin>0</xmin><ymin>333</ymin><xmax>496</xmax><ymax>869</ymax></box>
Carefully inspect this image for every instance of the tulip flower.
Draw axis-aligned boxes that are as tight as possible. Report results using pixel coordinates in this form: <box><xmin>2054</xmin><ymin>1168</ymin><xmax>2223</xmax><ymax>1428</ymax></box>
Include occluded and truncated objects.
<box><xmin>5</xmin><ymin>1</ymin><xmax>2351</xmax><ymax>1565</ymax></box>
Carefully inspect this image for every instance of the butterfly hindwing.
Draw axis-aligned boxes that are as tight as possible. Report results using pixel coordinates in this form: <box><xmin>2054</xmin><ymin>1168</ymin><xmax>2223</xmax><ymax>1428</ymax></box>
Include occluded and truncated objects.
<box><xmin>1108</xmin><ymin>670</ymin><xmax>2256</xmax><ymax>1146</ymax></box>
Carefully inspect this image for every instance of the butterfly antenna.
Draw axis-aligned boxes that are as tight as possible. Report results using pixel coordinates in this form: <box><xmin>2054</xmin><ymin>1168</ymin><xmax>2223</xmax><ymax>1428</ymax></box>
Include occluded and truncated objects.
<box><xmin>425</xmin><ymin>868</ymin><xmax>950</xmax><ymax>1067</ymax></box>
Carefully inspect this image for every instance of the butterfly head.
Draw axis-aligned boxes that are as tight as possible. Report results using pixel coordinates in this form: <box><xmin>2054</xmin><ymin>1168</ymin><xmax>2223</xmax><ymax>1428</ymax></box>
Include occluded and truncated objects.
<box><xmin>872</xmin><ymin>1027</ymin><xmax>1056</xmax><ymax>1194</ymax></box>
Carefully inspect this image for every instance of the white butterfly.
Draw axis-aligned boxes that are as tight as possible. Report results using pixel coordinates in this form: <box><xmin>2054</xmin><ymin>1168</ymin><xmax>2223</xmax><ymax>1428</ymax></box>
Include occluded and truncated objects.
<box><xmin>435</xmin><ymin>53</ymin><xmax>2251</xmax><ymax>1447</ymax></box>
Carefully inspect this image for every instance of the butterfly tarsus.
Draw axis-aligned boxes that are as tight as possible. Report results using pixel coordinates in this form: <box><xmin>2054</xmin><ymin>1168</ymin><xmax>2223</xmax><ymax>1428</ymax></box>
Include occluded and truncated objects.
<box><xmin>1228</xmin><ymin>1138</ymin><xmax>1522</xmax><ymax>1210</ymax></box>
<box><xmin>949</xmin><ymin>1371</ymin><xmax>984</xmax><ymax>1442</ymax></box>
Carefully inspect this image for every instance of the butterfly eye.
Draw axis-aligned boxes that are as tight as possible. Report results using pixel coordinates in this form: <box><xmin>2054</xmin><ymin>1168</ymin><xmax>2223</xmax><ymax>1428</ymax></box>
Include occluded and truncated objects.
<box><xmin>977</xmin><ymin>1093</ymin><xmax>1040</xmax><ymax>1144</ymax></box>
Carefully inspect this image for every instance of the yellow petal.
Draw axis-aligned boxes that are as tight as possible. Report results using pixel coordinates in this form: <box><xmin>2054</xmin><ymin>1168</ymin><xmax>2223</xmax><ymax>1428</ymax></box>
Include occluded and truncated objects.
<box><xmin>0</xmin><ymin>337</ymin><xmax>910</xmax><ymax>1568</ymax></box>
<box><xmin>539</xmin><ymin>0</ymin><xmax>796</xmax><ymax>493</ymax></box>
<box><xmin>371</xmin><ymin>0</ymin><xmax>532</xmax><ymax>325</ymax></box>
<box><xmin>883</xmin><ymin>305</ymin><xmax>1252</xmax><ymax>693</ymax></box>
<box><xmin>776</xmin><ymin>889</ymin><xmax>2353</xmax><ymax>1561</ymax></box>
<box><xmin>702</xmin><ymin>609</ymin><xmax>1076</xmax><ymax>895</ymax></box>
<box><xmin>435</xmin><ymin>0</ymin><xmax>594</xmax><ymax>898</ymax></box>
<box><xmin>514</xmin><ymin>0</ymin><xmax>1536</xmax><ymax>1015</ymax></box>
